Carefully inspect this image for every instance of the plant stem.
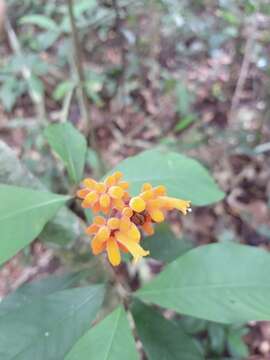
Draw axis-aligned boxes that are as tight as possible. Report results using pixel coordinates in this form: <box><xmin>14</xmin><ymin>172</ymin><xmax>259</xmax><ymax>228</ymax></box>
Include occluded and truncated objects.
<box><xmin>67</xmin><ymin>0</ymin><xmax>105</xmax><ymax>176</ymax></box>
<box><xmin>5</xmin><ymin>18</ymin><xmax>47</xmax><ymax>125</ymax></box>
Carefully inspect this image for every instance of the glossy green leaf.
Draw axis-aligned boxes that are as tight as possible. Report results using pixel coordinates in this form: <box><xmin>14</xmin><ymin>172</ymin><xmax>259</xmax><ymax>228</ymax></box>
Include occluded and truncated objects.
<box><xmin>132</xmin><ymin>301</ymin><xmax>203</xmax><ymax>360</ymax></box>
<box><xmin>1</xmin><ymin>272</ymin><xmax>86</xmax><ymax>311</ymax></box>
<box><xmin>20</xmin><ymin>15</ymin><xmax>59</xmax><ymax>31</ymax></box>
<box><xmin>145</xmin><ymin>223</ymin><xmax>192</xmax><ymax>263</ymax></box>
<box><xmin>0</xmin><ymin>141</ymin><xmax>85</xmax><ymax>246</ymax></box>
<box><xmin>227</xmin><ymin>326</ymin><xmax>249</xmax><ymax>358</ymax></box>
<box><xmin>208</xmin><ymin>323</ymin><xmax>226</xmax><ymax>355</ymax></box>
<box><xmin>110</xmin><ymin>149</ymin><xmax>224</xmax><ymax>206</ymax></box>
<box><xmin>136</xmin><ymin>243</ymin><xmax>270</xmax><ymax>323</ymax></box>
<box><xmin>44</xmin><ymin>122</ymin><xmax>87</xmax><ymax>184</ymax></box>
<box><xmin>0</xmin><ymin>284</ymin><xmax>104</xmax><ymax>360</ymax></box>
<box><xmin>14</xmin><ymin>272</ymin><xmax>86</xmax><ymax>298</ymax></box>
<box><xmin>0</xmin><ymin>185</ymin><xmax>70</xmax><ymax>266</ymax></box>
<box><xmin>66</xmin><ymin>306</ymin><xmax>138</xmax><ymax>360</ymax></box>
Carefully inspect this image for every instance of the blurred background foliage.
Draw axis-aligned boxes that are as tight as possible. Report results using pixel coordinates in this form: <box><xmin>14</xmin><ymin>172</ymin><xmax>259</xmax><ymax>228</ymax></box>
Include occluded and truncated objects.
<box><xmin>1</xmin><ymin>0</ymin><xmax>270</xmax><ymax>358</ymax></box>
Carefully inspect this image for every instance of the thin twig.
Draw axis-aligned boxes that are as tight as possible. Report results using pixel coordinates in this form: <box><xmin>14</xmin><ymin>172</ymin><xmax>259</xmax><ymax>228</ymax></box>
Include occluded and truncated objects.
<box><xmin>5</xmin><ymin>18</ymin><xmax>47</xmax><ymax>124</ymax></box>
<box><xmin>228</xmin><ymin>15</ymin><xmax>258</xmax><ymax>124</ymax></box>
<box><xmin>112</xmin><ymin>0</ymin><xmax>128</xmax><ymax>111</ymax></box>
<box><xmin>67</xmin><ymin>0</ymin><xmax>105</xmax><ymax>176</ymax></box>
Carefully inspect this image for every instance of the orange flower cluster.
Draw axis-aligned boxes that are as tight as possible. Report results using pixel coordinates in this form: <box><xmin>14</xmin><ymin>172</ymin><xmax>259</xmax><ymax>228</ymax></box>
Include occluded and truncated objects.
<box><xmin>77</xmin><ymin>172</ymin><xmax>191</xmax><ymax>266</ymax></box>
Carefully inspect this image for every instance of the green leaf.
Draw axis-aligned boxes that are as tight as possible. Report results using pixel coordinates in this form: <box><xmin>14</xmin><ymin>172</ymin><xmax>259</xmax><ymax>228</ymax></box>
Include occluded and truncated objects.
<box><xmin>145</xmin><ymin>223</ymin><xmax>192</xmax><ymax>263</ymax></box>
<box><xmin>0</xmin><ymin>141</ymin><xmax>86</xmax><ymax>246</ymax></box>
<box><xmin>19</xmin><ymin>15</ymin><xmax>59</xmax><ymax>31</ymax></box>
<box><xmin>132</xmin><ymin>301</ymin><xmax>203</xmax><ymax>360</ymax></box>
<box><xmin>136</xmin><ymin>243</ymin><xmax>270</xmax><ymax>324</ymax></box>
<box><xmin>0</xmin><ymin>284</ymin><xmax>105</xmax><ymax>360</ymax></box>
<box><xmin>44</xmin><ymin>122</ymin><xmax>87</xmax><ymax>184</ymax></box>
<box><xmin>227</xmin><ymin>326</ymin><xmax>249</xmax><ymax>358</ymax></box>
<box><xmin>0</xmin><ymin>185</ymin><xmax>70</xmax><ymax>266</ymax></box>
<box><xmin>110</xmin><ymin>149</ymin><xmax>224</xmax><ymax>206</ymax></box>
<box><xmin>175</xmin><ymin>82</ymin><xmax>194</xmax><ymax>116</ymax></box>
<box><xmin>174</xmin><ymin>114</ymin><xmax>197</xmax><ymax>132</ymax></box>
<box><xmin>53</xmin><ymin>81</ymin><xmax>75</xmax><ymax>101</ymax></box>
<box><xmin>176</xmin><ymin>315</ymin><xmax>207</xmax><ymax>335</ymax></box>
<box><xmin>66</xmin><ymin>306</ymin><xmax>138</xmax><ymax>360</ymax></box>
<box><xmin>27</xmin><ymin>74</ymin><xmax>44</xmax><ymax>103</ymax></box>
<box><xmin>208</xmin><ymin>323</ymin><xmax>226</xmax><ymax>355</ymax></box>
<box><xmin>2</xmin><ymin>272</ymin><xmax>86</xmax><ymax>308</ymax></box>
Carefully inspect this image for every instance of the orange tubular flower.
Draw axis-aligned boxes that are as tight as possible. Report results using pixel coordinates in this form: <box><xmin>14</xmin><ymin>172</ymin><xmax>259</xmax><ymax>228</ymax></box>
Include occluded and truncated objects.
<box><xmin>129</xmin><ymin>183</ymin><xmax>191</xmax><ymax>224</ymax></box>
<box><xmin>86</xmin><ymin>213</ymin><xmax>149</xmax><ymax>266</ymax></box>
<box><xmin>76</xmin><ymin>171</ymin><xmax>129</xmax><ymax>214</ymax></box>
<box><xmin>77</xmin><ymin>173</ymin><xmax>191</xmax><ymax>266</ymax></box>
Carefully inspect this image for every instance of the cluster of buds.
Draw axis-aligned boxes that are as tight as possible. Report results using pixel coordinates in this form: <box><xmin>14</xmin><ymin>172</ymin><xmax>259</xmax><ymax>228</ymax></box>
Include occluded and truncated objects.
<box><xmin>77</xmin><ymin>172</ymin><xmax>191</xmax><ymax>266</ymax></box>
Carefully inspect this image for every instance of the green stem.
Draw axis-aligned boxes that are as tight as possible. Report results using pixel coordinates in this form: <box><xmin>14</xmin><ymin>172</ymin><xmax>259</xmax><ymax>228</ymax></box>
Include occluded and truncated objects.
<box><xmin>67</xmin><ymin>0</ymin><xmax>106</xmax><ymax>177</ymax></box>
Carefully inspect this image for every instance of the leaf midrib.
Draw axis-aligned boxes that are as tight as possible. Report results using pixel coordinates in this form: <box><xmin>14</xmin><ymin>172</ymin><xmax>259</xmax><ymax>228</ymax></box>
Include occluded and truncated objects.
<box><xmin>139</xmin><ymin>282</ymin><xmax>270</xmax><ymax>296</ymax></box>
<box><xmin>103</xmin><ymin>308</ymin><xmax>122</xmax><ymax>360</ymax></box>
<box><xmin>0</xmin><ymin>196</ymin><xmax>69</xmax><ymax>222</ymax></box>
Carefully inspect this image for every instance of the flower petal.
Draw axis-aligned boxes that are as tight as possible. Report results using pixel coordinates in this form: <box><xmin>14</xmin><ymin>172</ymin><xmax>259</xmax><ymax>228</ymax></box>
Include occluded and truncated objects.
<box><xmin>91</xmin><ymin>237</ymin><xmax>106</xmax><ymax>255</ymax></box>
<box><xmin>113</xmin><ymin>171</ymin><xmax>123</xmax><ymax>182</ymax></box>
<box><xmin>116</xmin><ymin>233</ymin><xmax>149</xmax><ymax>263</ymax></box>
<box><xmin>104</xmin><ymin>175</ymin><xmax>116</xmax><ymax>187</ymax></box>
<box><xmin>119</xmin><ymin>216</ymin><xmax>131</xmax><ymax>233</ymax></box>
<box><xmin>99</xmin><ymin>193</ymin><xmax>110</xmax><ymax>208</ymax></box>
<box><xmin>94</xmin><ymin>216</ymin><xmax>106</xmax><ymax>225</ymax></box>
<box><xmin>108</xmin><ymin>186</ymin><xmax>124</xmax><ymax>199</ymax></box>
<box><xmin>142</xmin><ymin>221</ymin><xmax>154</xmax><ymax>236</ymax></box>
<box><xmin>83</xmin><ymin>178</ymin><xmax>97</xmax><ymax>189</ymax></box>
<box><xmin>128</xmin><ymin>223</ymin><xmax>141</xmax><ymax>242</ymax></box>
<box><xmin>149</xmin><ymin>208</ymin><xmax>165</xmax><ymax>223</ymax></box>
<box><xmin>122</xmin><ymin>207</ymin><xmax>133</xmax><ymax>217</ymax></box>
<box><xmin>82</xmin><ymin>191</ymin><xmax>98</xmax><ymax>207</ymax></box>
<box><xmin>159</xmin><ymin>197</ymin><xmax>191</xmax><ymax>214</ymax></box>
<box><xmin>107</xmin><ymin>238</ymin><xmax>121</xmax><ymax>266</ymax></box>
<box><xmin>119</xmin><ymin>181</ymin><xmax>129</xmax><ymax>190</ymax></box>
<box><xmin>107</xmin><ymin>217</ymin><xmax>120</xmax><ymax>230</ymax></box>
<box><xmin>76</xmin><ymin>188</ymin><xmax>89</xmax><ymax>199</ymax></box>
<box><xmin>95</xmin><ymin>225</ymin><xmax>110</xmax><ymax>242</ymax></box>
<box><xmin>85</xmin><ymin>223</ymin><xmax>99</xmax><ymax>235</ymax></box>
